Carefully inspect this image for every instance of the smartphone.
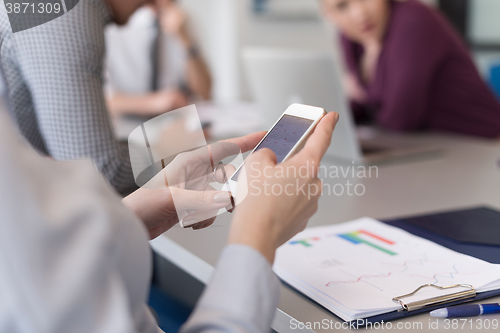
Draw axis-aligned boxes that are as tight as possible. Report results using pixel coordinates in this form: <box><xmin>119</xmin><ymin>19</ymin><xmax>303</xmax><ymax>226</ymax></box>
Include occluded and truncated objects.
<box><xmin>226</xmin><ymin>103</ymin><xmax>327</xmax><ymax>196</ymax></box>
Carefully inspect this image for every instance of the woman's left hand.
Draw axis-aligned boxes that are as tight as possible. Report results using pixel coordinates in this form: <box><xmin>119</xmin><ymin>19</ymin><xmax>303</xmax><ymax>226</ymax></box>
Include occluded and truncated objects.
<box><xmin>123</xmin><ymin>131</ymin><xmax>265</xmax><ymax>239</ymax></box>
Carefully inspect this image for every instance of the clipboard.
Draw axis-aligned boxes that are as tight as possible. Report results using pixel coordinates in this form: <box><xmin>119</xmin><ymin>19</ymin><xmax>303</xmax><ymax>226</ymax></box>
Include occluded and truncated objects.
<box><xmin>351</xmin><ymin>286</ymin><xmax>500</xmax><ymax>327</ymax></box>
<box><xmin>345</xmin><ymin>207</ymin><xmax>500</xmax><ymax>327</ymax></box>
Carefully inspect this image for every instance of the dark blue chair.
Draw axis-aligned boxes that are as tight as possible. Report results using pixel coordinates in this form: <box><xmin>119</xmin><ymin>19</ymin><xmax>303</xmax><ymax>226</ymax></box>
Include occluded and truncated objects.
<box><xmin>148</xmin><ymin>284</ymin><xmax>193</xmax><ymax>332</ymax></box>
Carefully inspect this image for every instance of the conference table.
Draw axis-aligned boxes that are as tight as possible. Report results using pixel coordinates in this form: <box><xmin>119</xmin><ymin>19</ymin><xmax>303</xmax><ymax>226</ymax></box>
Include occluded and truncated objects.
<box><xmin>116</xmin><ymin>107</ymin><xmax>500</xmax><ymax>332</ymax></box>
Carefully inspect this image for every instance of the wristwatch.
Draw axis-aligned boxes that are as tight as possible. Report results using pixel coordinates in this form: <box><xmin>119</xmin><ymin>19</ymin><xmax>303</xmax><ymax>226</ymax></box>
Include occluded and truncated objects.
<box><xmin>188</xmin><ymin>45</ymin><xmax>200</xmax><ymax>58</ymax></box>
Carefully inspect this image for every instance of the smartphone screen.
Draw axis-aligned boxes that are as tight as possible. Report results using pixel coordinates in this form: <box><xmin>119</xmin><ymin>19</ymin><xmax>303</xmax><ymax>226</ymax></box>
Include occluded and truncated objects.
<box><xmin>231</xmin><ymin>115</ymin><xmax>314</xmax><ymax>181</ymax></box>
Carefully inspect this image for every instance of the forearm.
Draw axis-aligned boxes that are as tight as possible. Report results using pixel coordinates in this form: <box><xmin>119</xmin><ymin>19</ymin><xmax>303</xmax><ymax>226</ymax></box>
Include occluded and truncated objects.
<box><xmin>186</xmin><ymin>56</ymin><xmax>212</xmax><ymax>100</ymax></box>
<box><xmin>377</xmin><ymin>90</ymin><xmax>429</xmax><ymax>131</ymax></box>
<box><xmin>376</xmin><ymin>66</ymin><xmax>432</xmax><ymax>131</ymax></box>
<box><xmin>178</xmin><ymin>33</ymin><xmax>212</xmax><ymax>100</ymax></box>
<box><xmin>107</xmin><ymin>93</ymin><xmax>160</xmax><ymax>116</ymax></box>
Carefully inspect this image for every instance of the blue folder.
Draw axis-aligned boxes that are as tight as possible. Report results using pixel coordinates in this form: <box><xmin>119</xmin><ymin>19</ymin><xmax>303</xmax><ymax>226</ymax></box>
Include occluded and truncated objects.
<box><xmin>349</xmin><ymin>206</ymin><xmax>500</xmax><ymax>327</ymax></box>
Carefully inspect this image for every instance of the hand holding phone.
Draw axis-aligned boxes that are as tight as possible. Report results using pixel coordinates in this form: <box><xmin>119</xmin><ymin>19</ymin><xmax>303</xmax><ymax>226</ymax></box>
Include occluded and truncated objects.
<box><xmin>227</xmin><ymin>111</ymin><xmax>339</xmax><ymax>263</ymax></box>
<box><xmin>226</xmin><ymin>104</ymin><xmax>327</xmax><ymax>195</ymax></box>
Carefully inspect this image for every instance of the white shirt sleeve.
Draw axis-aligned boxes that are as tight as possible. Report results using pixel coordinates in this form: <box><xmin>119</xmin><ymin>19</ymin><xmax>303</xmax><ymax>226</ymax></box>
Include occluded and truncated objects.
<box><xmin>180</xmin><ymin>244</ymin><xmax>281</xmax><ymax>333</ymax></box>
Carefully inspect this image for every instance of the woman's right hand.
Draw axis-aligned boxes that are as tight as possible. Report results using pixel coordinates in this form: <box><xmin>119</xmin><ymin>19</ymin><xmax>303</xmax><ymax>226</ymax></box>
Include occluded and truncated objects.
<box><xmin>228</xmin><ymin>112</ymin><xmax>339</xmax><ymax>264</ymax></box>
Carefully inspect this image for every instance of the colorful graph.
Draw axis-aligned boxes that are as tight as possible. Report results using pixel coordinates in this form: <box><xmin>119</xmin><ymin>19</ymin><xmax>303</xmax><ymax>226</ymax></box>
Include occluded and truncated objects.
<box><xmin>337</xmin><ymin>230</ymin><xmax>397</xmax><ymax>255</ymax></box>
<box><xmin>289</xmin><ymin>237</ymin><xmax>320</xmax><ymax>247</ymax></box>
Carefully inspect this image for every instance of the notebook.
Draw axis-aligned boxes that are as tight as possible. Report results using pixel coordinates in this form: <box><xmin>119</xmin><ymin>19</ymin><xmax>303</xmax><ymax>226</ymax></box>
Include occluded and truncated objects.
<box><xmin>274</xmin><ymin>218</ymin><xmax>500</xmax><ymax>322</ymax></box>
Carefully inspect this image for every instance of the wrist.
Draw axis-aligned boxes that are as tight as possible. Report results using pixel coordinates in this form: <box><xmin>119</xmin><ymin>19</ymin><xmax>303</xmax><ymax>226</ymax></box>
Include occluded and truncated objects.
<box><xmin>228</xmin><ymin>215</ymin><xmax>278</xmax><ymax>264</ymax></box>
<box><xmin>228</xmin><ymin>236</ymin><xmax>276</xmax><ymax>265</ymax></box>
<box><xmin>187</xmin><ymin>45</ymin><xmax>200</xmax><ymax>59</ymax></box>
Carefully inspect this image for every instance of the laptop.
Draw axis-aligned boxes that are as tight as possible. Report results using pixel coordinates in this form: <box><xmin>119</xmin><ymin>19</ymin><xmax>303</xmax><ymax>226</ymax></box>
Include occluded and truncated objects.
<box><xmin>242</xmin><ymin>47</ymin><xmax>440</xmax><ymax>163</ymax></box>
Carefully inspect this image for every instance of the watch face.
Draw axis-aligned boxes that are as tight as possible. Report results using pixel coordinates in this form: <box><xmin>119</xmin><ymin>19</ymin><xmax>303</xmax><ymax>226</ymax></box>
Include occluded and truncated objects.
<box><xmin>5</xmin><ymin>0</ymin><xmax>80</xmax><ymax>33</ymax></box>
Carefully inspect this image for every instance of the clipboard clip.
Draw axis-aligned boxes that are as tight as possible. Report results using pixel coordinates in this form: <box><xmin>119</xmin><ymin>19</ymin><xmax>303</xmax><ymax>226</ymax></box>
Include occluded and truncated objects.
<box><xmin>392</xmin><ymin>284</ymin><xmax>476</xmax><ymax>312</ymax></box>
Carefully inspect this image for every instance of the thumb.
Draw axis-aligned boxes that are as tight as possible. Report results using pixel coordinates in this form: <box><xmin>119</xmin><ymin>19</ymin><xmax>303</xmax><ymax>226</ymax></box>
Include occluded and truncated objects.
<box><xmin>240</xmin><ymin>148</ymin><xmax>277</xmax><ymax>181</ymax></box>
<box><xmin>248</xmin><ymin>148</ymin><xmax>278</xmax><ymax>166</ymax></box>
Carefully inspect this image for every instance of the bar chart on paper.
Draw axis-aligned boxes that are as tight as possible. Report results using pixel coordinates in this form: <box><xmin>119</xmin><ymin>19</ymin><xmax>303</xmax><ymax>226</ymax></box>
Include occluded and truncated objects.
<box><xmin>274</xmin><ymin>218</ymin><xmax>500</xmax><ymax>321</ymax></box>
<box><xmin>337</xmin><ymin>230</ymin><xmax>397</xmax><ymax>255</ymax></box>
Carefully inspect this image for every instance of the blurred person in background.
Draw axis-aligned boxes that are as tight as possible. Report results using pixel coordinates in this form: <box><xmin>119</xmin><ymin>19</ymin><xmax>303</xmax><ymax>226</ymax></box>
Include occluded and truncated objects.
<box><xmin>0</xmin><ymin>0</ymin><xmax>210</xmax><ymax>197</ymax></box>
<box><xmin>105</xmin><ymin>0</ymin><xmax>212</xmax><ymax>117</ymax></box>
<box><xmin>322</xmin><ymin>0</ymin><xmax>500</xmax><ymax>138</ymax></box>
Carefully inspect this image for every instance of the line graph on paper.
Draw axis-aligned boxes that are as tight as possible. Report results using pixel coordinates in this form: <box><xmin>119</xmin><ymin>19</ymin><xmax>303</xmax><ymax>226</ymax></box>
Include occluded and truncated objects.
<box><xmin>380</xmin><ymin>253</ymin><xmax>445</xmax><ymax>272</ymax></box>
<box><xmin>323</xmin><ymin>260</ymin><xmax>480</xmax><ymax>292</ymax></box>
<box><xmin>408</xmin><ymin>264</ymin><xmax>479</xmax><ymax>285</ymax></box>
<box><xmin>325</xmin><ymin>269</ymin><xmax>392</xmax><ymax>291</ymax></box>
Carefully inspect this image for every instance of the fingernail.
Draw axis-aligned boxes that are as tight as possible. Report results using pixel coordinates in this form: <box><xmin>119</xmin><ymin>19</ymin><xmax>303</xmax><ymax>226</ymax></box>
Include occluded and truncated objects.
<box><xmin>214</xmin><ymin>192</ymin><xmax>231</xmax><ymax>204</ymax></box>
<box><xmin>335</xmin><ymin>113</ymin><xmax>340</xmax><ymax>123</ymax></box>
